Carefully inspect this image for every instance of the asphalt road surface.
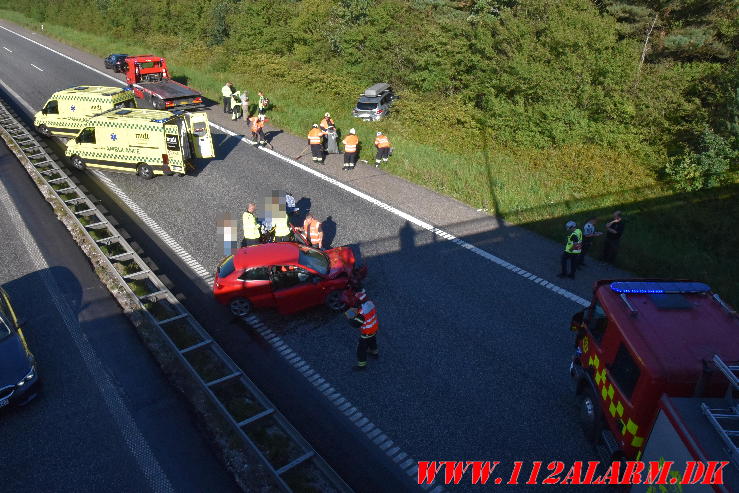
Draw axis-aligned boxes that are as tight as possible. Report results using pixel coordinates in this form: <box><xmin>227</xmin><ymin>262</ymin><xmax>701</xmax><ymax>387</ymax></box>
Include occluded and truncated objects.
<box><xmin>0</xmin><ymin>142</ymin><xmax>239</xmax><ymax>492</ymax></box>
<box><xmin>0</xmin><ymin>20</ymin><xmax>637</xmax><ymax>492</ymax></box>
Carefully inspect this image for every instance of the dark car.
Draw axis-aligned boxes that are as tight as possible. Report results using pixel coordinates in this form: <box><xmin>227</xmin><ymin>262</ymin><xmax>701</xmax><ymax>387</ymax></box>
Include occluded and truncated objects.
<box><xmin>0</xmin><ymin>287</ymin><xmax>38</xmax><ymax>409</ymax></box>
<box><xmin>352</xmin><ymin>83</ymin><xmax>396</xmax><ymax>121</ymax></box>
<box><xmin>104</xmin><ymin>54</ymin><xmax>129</xmax><ymax>73</ymax></box>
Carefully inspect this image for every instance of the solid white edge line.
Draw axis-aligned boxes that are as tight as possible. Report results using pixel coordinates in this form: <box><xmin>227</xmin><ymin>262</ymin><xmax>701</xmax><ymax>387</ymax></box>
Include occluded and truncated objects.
<box><xmin>0</xmin><ymin>23</ymin><xmax>588</xmax><ymax>307</ymax></box>
<box><xmin>0</xmin><ymin>178</ymin><xmax>174</xmax><ymax>493</ymax></box>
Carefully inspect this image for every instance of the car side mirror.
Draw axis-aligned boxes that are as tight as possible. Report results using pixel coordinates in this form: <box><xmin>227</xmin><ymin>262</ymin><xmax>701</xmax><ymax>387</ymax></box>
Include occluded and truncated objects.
<box><xmin>41</xmin><ymin>108</ymin><xmax>47</xmax><ymax>115</ymax></box>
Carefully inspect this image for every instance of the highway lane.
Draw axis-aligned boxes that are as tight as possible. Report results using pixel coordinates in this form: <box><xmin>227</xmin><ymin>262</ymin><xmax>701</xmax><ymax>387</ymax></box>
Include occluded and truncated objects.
<box><xmin>0</xmin><ymin>142</ymin><xmax>238</xmax><ymax>491</ymax></box>
<box><xmin>0</xmin><ymin>22</ymin><xmax>627</xmax><ymax>490</ymax></box>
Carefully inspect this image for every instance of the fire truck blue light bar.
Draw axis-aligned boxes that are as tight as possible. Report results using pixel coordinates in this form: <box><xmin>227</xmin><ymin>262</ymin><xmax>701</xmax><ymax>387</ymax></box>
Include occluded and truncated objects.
<box><xmin>610</xmin><ymin>281</ymin><xmax>711</xmax><ymax>294</ymax></box>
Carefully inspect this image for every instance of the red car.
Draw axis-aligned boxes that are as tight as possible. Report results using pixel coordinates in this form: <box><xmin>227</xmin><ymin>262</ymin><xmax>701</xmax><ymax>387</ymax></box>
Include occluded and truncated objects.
<box><xmin>213</xmin><ymin>242</ymin><xmax>359</xmax><ymax>316</ymax></box>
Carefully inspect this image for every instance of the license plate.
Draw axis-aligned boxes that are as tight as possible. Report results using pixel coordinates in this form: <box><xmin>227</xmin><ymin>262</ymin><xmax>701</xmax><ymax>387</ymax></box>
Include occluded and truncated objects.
<box><xmin>0</xmin><ymin>398</ymin><xmax>9</xmax><ymax>408</ymax></box>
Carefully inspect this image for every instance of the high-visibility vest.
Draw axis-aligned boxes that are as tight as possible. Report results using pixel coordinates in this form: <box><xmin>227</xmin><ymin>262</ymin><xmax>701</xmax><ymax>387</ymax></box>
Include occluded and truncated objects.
<box><xmin>374</xmin><ymin>135</ymin><xmax>390</xmax><ymax>148</ymax></box>
<box><xmin>221</xmin><ymin>85</ymin><xmax>232</xmax><ymax>97</ymax></box>
<box><xmin>243</xmin><ymin>211</ymin><xmax>260</xmax><ymax>239</ymax></box>
<box><xmin>359</xmin><ymin>300</ymin><xmax>379</xmax><ymax>336</ymax></box>
<box><xmin>565</xmin><ymin>229</ymin><xmax>583</xmax><ymax>254</ymax></box>
<box><xmin>343</xmin><ymin>134</ymin><xmax>359</xmax><ymax>153</ymax></box>
<box><xmin>308</xmin><ymin>128</ymin><xmax>323</xmax><ymax>145</ymax></box>
<box><xmin>319</xmin><ymin>117</ymin><xmax>333</xmax><ymax>130</ymax></box>
<box><xmin>304</xmin><ymin>219</ymin><xmax>323</xmax><ymax>246</ymax></box>
<box><xmin>273</xmin><ymin>215</ymin><xmax>291</xmax><ymax>237</ymax></box>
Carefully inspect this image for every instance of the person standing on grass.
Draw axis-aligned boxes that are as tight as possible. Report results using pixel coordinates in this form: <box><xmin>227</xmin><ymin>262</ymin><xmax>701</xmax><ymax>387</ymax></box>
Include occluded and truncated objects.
<box><xmin>558</xmin><ymin>220</ymin><xmax>582</xmax><ymax>279</ymax></box>
<box><xmin>342</xmin><ymin>128</ymin><xmax>359</xmax><ymax>171</ymax></box>
<box><xmin>603</xmin><ymin>211</ymin><xmax>625</xmax><ymax>264</ymax></box>
<box><xmin>258</xmin><ymin>91</ymin><xmax>268</xmax><ymax>115</ymax></box>
<box><xmin>578</xmin><ymin>217</ymin><xmax>602</xmax><ymax>268</ymax></box>
<box><xmin>374</xmin><ymin>131</ymin><xmax>391</xmax><ymax>168</ymax></box>
<box><xmin>221</xmin><ymin>82</ymin><xmax>233</xmax><ymax>113</ymax></box>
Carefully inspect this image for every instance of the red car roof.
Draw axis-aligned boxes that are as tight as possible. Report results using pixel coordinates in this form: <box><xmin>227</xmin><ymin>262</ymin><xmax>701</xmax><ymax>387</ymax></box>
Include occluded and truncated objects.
<box><xmin>596</xmin><ymin>280</ymin><xmax>739</xmax><ymax>384</ymax></box>
<box><xmin>233</xmin><ymin>243</ymin><xmax>299</xmax><ymax>270</ymax></box>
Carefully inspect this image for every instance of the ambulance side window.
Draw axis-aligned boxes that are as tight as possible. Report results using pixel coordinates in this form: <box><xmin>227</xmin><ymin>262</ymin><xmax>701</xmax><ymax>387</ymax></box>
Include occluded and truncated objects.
<box><xmin>44</xmin><ymin>100</ymin><xmax>59</xmax><ymax>115</ymax></box>
<box><xmin>77</xmin><ymin>127</ymin><xmax>96</xmax><ymax>144</ymax></box>
<box><xmin>608</xmin><ymin>344</ymin><xmax>641</xmax><ymax>400</ymax></box>
<box><xmin>587</xmin><ymin>302</ymin><xmax>608</xmax><ymax>344</ymax></box>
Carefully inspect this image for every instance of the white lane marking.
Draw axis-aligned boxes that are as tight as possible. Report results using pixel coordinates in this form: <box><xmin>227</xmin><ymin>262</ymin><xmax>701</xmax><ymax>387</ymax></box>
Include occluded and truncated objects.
<box><xmin>0</xmin><ymin>178</ymin><xmax>174</xmax><ymax>493</ymax></box>
<box><xmin>92</xmin><ymin>171</ymin><xmax>215</xmax><ymax>284</ymax></box>
<box><xmin>0</xmin><ymin>23</ymin><xmax>588</xmax><ymax>307</ymax></box>
<box><xmin>30</xmin><ymin>63</ymin><xmax>43</xmax><ymax>71</ymax></box>
<box><xmin>3</xmin><ymin>46</ymin><xmax>11</xmax><ymax>52</ymax></box>
<box><xmin>0</xmin><ymin>77</ymin><xmax>34</xmax><ymax>113</ymax></box>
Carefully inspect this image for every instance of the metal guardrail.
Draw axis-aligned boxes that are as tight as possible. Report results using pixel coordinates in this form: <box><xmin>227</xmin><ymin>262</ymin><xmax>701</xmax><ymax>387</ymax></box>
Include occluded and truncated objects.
<box><xmin>0</xmin><ymin>99</ymin><xmax>350</xmax><ymax>493</ymax></box>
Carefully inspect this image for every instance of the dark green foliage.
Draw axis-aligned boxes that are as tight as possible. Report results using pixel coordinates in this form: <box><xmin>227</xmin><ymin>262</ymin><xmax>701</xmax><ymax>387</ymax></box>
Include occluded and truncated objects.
<box><xmin>665</xmin><ymin>128</ymin><xmax>738</xmax><ymax>191</ymax></box>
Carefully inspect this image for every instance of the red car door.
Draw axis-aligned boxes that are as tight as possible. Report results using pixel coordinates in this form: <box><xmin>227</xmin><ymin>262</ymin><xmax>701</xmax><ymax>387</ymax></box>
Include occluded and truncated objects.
<box><xmin>237</xmin><ymin>267</ymin><xmax>275</xmax><ymax>308</ymax></box>
<box><xmin>272</xmin><ymin>266</ymin><xmax>325</xmax><ymax>314</ymax></box>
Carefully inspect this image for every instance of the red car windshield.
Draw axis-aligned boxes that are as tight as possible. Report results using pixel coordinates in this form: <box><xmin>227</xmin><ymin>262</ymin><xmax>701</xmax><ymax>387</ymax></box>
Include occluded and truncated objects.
<box><xmin>298</xmin><ymin>247</ymin><xmax>329</xmax><ymax>275</ymax></box>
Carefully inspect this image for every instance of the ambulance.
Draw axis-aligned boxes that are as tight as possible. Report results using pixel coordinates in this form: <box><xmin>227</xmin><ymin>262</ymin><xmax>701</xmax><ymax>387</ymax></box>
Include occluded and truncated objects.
<box><xmin>65</xmin><ymin>108</ymin><xmax>215</xmax><ymax>179</ymax></box>
<box><xmin>34</xmin><ymin>86</ymin><xmax>136</xmax><ymax>138</ymax></box>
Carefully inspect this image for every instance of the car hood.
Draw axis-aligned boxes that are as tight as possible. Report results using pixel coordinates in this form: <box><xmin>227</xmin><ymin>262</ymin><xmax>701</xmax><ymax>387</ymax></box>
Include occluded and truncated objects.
<box><xmin>0</xmin><ymin>334</ymin><xmax>32</xmax><ymax>387</ymax></box>
<box><xmin>326</xmin><ymin>247</ymin><xmax>355</xmax><ymax>278</ymax></box>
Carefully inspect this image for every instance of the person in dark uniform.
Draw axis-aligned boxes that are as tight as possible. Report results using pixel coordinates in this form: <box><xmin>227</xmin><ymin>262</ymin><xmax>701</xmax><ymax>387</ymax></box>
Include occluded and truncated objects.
<box><xmin>603</xmin><ymin>211</ymin><xmax>625</xmax><ymax>264</ymax></box>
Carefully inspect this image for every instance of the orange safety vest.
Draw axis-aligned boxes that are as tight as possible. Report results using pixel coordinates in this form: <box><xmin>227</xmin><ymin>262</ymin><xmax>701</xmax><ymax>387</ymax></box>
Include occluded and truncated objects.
<box><xmin>374</xmin><ymin>135</ymin><xmax>390</xmax><ymax>148</ymax></box>
<box><xmin>304</xmin><ymin>219</ymin><xmax>323</xmax><ymax>246</ymax></box>
<box><xmin>359</xmin><ymin>300</ymin><xmax>379</xmax><ymax>336</ymax></box>
<box><xmin>249</xmin><ymin>117</ymin><xmax>259</xmax><ymax>132</ymax></box>
<box><xmin>308</xmin><ymin>127</ymin><xmax>324</xmax><ymax>145</ymax></box>
<box><xmin>319</xmin><ymin>117</ymin><xmax>333</xmax><ymax>130</ymax></box>
<box><xmin>343</xmin><ymin>134</ymin><xmax>359</xmax><ymax>153</ymax></box>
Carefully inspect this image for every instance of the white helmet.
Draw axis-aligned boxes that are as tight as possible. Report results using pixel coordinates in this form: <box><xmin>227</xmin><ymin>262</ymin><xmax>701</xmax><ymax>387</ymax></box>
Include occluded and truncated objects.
<box><xmin>325</xmin><ymin>112</ymin><xmax>330</xmax><ymax>117</ymax></box>
<box><xmin>312</xmin><ymin>123</ymin><xmax>318</xmax><ymax>128</ymax></box>
<box><xmin>349</xmin><ymin>128</ymin><xmax>356</xmax><ymax>134</ymax></box>
<box><xmin>566</xmin><ymin>220</ymin><xmax>576</xmax><ymax>229</ymax></box>
<box><xmin>376</xmin><ymin>132</ymin><xmax>382</xmax><ymax>136</ymax></box>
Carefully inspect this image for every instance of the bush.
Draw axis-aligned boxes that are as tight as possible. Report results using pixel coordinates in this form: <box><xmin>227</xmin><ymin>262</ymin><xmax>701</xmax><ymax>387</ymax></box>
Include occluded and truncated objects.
<box><xmin>665</xmin><ymin>128</ymin><xmax>737</xmax><ymax>191</ymax></box>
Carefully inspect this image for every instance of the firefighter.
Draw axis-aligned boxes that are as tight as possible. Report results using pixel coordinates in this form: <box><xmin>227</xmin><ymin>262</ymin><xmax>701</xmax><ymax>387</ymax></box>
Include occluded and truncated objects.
<box><xmin>319</xmin><ymin>112</ymin><xmax>334</xmax><ymax>132</ymax></box>
<box><xmin>558</xmin><ymin>220</ymin><xmax>582</xmax><ymax>279</ymax></box>
<box><xmin>221</xmin><ymin>82</ymin><xmax>233</xmax><ymax>113</ymax></box>
<box><xmin>342</xmin><ymin>128</ymin><xmax>359</xmax><ymax>171</ymax></box>
<box><xmin>345</xmin><ymin>288</ymin><xmax>379</xmax><ymax>371</ymax></box>
<box><xmin>242</xmin><ymin>202</ymin><xmax>261</xmax><ymax>247</ymax></box>
<box><xmin>249</xmin><ymin>115</ymin><xmax>268</xmax><ymax>146</ymax></box>
<box><xmin>230</xmin><ymin>90</ymin><xmax>242</xmax><ymax>120</ymax></box>
<box><xmin>300</xmin><ymin>213</ymin><xmax>323</xmax><ymax>249</ymax></box>
<box><xmin>307</xmin><ymin>124</ymin><xmax>325</xmax><ymax>164</ymax></box>
<box><xmin>374</xmin><ymin>131</ymin><xmax>391</xmax><ymax>168</ymax></box>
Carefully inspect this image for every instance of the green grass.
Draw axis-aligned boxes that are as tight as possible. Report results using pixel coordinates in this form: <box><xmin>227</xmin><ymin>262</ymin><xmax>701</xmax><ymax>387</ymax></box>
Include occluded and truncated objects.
<box><xmin>99</xmin><ymin>242</ymin><xmax>125</xmax><ymax>257</ymax></box>
<box><xmin>143</xmin><ymin>299</ymin><xmax>178</xmax><ymax>321</ymax></box>
<box><xmin>86</xmin><ymin>227</ymin><xmax>111</xmax><ymax>241</ymax></box>
<box><xmin>126</xmin><ymin>278</ymin><xmax>156</xmax><ymax>297</ymax></box>
<box><xmin>184</xmin><ymin>347</ymin><xmax>232</xmax><ymax>383</ymax></box>
<box><xmin>159</xmin><ymin>318</ymin><xmax>202</xmax><ymax>349</ymax></box>
<box><xmin>4</xmin><ymin>10</ymin><xmax>736</xmax><ymax>305</ymax></box>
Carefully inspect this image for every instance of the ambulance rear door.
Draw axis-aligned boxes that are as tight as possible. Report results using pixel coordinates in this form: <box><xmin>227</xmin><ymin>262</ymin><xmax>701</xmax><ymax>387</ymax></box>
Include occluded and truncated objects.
<box><xmin>186</xmin><ymin>112</ymin><xmax>215</xmax><ymax>159</ymax></box>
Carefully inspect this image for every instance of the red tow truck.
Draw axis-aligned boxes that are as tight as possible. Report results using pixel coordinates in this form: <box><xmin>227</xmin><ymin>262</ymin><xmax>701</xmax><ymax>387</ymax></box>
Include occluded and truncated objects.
<box><xmin>123</xmin><ymin>55</ymin><xmax>203</xmax><ymax>110</ymax></box>
<box><xmin>569</xmin><ymin>280</ymin><xmax>739</xmax><ymax>492</ymax></box>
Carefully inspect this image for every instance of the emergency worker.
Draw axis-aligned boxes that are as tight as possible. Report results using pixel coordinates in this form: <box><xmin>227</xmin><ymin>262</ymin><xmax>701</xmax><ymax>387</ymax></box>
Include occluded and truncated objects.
<box><xmin>221</xmin><ymin>82</ymin><xmax>233</xmax><ymax>113</ymax></box>
<box><xmin>301</xmin><ymin>213</ymin><xmax>323</xmax><ymax>249</ymax></box>
<box><xmin>242</xmin><ymin>202</ymin><xmax>261</xmax><ymax>247</ymax></box>
<box><xmin>374</xmin><ymin>131</ymin><xmax>391</xmax><ymax>167</ymax></box>
<box><xmin>231</xmin><ymin>90</ymin><xmax>242</xmax><ymax>120</ymax></box>
<box><xmin>319</xmin><ymin>113</ymin><xmax>334</xmax><ymax>132</ymax></box>
<box><xmin>342</xmin><ymin>128</ymin><xmax>359</xmax><ymax>171</ymax></box>
<box><xmin>558</xmin><ymin>220</ymin><xmax>582</xmax><ymax>279</ymax></box>
<box><xmin>249</xmin><ymin>115</ymin><xmax>268</xmax><ymax>146</ymax></box>
<box><xmin>308</xmin><ymin>124</ymin><xmax>325</xmax><ymax>164</ymax></box>
<box><xmin>258</xmin><ymin>91</ymin><xmax>268</xmax><ymax>115</ymax></box>
<box><xmin>345</xmin><ymin>289</ymin><xmax>379</xmax><ymax>371</ymax></box>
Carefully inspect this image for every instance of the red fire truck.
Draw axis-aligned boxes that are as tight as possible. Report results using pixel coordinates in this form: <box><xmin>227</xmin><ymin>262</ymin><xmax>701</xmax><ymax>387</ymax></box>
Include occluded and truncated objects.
<box><xmin>123</xmin><ymin>55</ymin><xmax>203</xmax><ymax>110</ymax></box>
<box><xmin>569</xmin><ymin>280</ymin><xmax>739</xmax><ymax>491</ymax></box>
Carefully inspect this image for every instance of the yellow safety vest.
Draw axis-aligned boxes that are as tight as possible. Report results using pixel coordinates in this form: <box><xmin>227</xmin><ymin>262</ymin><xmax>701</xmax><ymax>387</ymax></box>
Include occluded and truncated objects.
<box><xmin>565</xmin><ymin>229</ymin><xmax>583</xmax><ymax>254</ymax></box>
<box><xmin>242</xmin><ymin>211</ymin><xmax>260</xmax><ymax>239</ymax></box>
<box><xmin>273</xmin><ymin>215</ymin><xmax>291</xmax><ymax>237</ymax></box>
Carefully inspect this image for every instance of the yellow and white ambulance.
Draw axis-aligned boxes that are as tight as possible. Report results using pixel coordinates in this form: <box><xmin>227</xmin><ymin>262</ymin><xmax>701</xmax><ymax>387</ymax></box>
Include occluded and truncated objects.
<box><xmin>34</xmin><ymin>86</ymin><xmax>136</xmax><ymax>138</ymax></box>
<box><xmin>65</xmin><ymin>108</ymin><xmax>215</xmax><ymax>179</ymax></box>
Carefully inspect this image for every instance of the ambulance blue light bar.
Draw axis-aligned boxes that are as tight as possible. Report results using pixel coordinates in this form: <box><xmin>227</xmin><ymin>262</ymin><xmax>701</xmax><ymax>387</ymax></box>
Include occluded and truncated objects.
<box><xmin>610</xmin><ymin>281</ymin><xmax>711</xmax><ymax>294</ymax></box>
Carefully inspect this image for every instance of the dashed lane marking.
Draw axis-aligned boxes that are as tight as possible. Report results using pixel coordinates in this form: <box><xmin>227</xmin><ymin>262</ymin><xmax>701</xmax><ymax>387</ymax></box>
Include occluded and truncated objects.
<box><xmin>30</xmin><ymin>63</ymin><xmax>43</xmax><ymax>71</ymax></box>
<box><xmin>0</xmin><ymin>177</ymin><xmax>174</xmax><ymax>493</ymax></box>
<box><xmin>3</xmin><ymin>46</ymin><xmax>11</xmax><ymax>52</ymax></box>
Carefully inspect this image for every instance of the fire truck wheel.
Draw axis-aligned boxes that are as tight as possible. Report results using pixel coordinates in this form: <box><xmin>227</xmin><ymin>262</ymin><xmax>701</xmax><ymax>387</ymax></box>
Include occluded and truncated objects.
<box><xmin>71</xmin><ymin>155</ymin><xmax>86</xmax><ymax>171</ymax></box>
<box><xmin>578</xmin><ymin>387</ymin><xmax>602</xmax><ymax>444</ymax></box>
<box><xmin>36</xmin><ymin>124</ymin><xmax>51</xmax><ymax>137</ymax></box>
<box><xmin>325</xmin><ymin>290</ymin><xmax>347</xmax><ymax>312</ymax></box>
<box><xmin>229</xmin><ymin>297</ymin><xmax>252</xmax><ymax>317</ymax></box>
<box><xmin>137</xmin><ymin>163</ymin><xmax>155</xmax><ymax>180</ymax></box>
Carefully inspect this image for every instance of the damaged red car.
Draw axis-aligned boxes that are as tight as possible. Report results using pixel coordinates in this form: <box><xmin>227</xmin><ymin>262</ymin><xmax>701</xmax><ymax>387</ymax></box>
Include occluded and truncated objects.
<box><xmin>213</xmin><ymin>242</ymin><xmax>362</xmax><ymax>316</ymax></box>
